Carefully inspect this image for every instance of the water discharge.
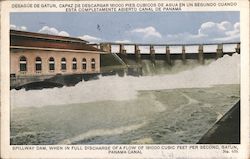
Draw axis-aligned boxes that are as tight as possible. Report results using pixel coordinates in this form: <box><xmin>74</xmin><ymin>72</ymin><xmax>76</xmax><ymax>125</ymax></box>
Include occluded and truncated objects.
<box><xmin>10</xmin><ymin>53</ymin><xmax>240</xmax><ymax>144</ymax></box>
<box><xmin>11</xmin><ymin>53</ymin><xmax>240</xmax><ymax>108</ymax></box>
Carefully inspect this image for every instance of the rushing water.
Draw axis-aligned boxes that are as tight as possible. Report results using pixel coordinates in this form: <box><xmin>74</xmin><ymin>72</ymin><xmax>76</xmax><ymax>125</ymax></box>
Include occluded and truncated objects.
<box><xmin>10</xmin><ymin>54</ymin><xmax>240</xmax><ymax>145</ymax></box>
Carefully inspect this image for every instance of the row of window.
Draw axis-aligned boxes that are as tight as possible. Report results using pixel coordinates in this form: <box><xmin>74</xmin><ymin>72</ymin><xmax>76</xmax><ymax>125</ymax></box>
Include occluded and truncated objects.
<box><xmin>19</xmin><ymin>56</ymin><xmax>96</xmax><ymax>72</ymax></box>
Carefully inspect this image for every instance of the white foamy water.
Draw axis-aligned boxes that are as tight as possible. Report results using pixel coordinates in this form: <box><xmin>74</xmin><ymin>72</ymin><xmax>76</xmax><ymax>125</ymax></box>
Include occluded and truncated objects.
<box><xmin>11</xmin><ymin>53</ymin><xmax>240</xmax><ymax>108</ymax></box>
<box><xmin>58</xmin><ymin>122</ymin><xmax>146</xmax><ymax>144</ymax></box>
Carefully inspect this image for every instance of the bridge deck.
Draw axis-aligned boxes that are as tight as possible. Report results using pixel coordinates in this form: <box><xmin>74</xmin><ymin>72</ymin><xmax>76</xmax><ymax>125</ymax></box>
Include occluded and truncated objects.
<box><xmin>118</xmin><ymin>52</ymin><xmax>236</xmax><ymax>60</ymax></box>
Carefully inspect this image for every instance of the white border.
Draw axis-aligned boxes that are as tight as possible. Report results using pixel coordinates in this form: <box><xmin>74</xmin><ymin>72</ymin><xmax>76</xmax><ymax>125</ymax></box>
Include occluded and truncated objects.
<box><xmin>1</xmin><ymin>0</ymin><xmax>249</xmax><ymax>158</ymax></box>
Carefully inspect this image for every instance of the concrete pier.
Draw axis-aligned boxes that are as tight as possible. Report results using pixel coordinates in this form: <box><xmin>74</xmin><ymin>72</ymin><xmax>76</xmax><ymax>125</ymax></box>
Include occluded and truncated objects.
<box><xmin>182</xmin><ymin>45</ymin><xmax>186</xmax><ymax>64</ymax></box>
<box><xmin>235</xmin><ymin>43</ymin><xmax>240</xmax><ymax>54</ymax></box>
<box><xmin>150</xmin><ymin>45</ymin><xmax>156</xmax><ymax>64</ymax></box>
<box><xmin>216</xmin><ymin>44</ymin><xmax>223</xmax><ymax>59</ymax></box>
<box><xmin>119</xmin><ymin>44</ymin><xmax>127</xmax><ymax>64</ymax></box>
<box><xmin>166</xmin><ymin>45</ymin><xmax>171</xmax><ymax>65</ymax></box>
<box><xmin>135</xmin><ymin>45</ymin><xmax>141</xmax><ymax>63</ymax></box>
<box><xmin>198</xmin><ymin>44</ymin><xmax>204</xmax><ymax>64</ymax></box>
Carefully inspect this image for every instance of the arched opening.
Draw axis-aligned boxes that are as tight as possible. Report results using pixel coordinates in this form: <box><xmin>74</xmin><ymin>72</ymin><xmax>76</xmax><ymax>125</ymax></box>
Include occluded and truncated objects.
<box><xmin>35</xmin><ymin>57</ymin><xmax>42</xmax><ymax>72</ymax></box>
<box><xmin>91</xmin><ymin>58</ymin><xmax>95</xmax><ymax>70</ymax></box>
<box><xmin>72</xmin><ymin>58</ymin><xmax>77</xmax><ymax>70</ymax></box>
<box><xmin>82</xmin><ymin>58</ymin><xmax>87</xmax><ymax>71</ymax></box>
<box><xmin>49</xmin><ymin>57</ymin><xmax>55</xmax><ymax>71</ymax></box>
<box><xmin>19</xmin><ymin>56</ymin><xmax>27</xmax><ymax>72</ymax></box>
<box><xmin>61</xmin><ymin>57</ymin><xmax>66</xmax><ymax>71</ymax></box>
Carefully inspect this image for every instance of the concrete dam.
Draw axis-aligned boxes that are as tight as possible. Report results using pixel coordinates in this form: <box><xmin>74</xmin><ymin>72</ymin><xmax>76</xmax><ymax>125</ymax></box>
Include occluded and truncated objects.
<box><xmin>10</xmin><ymin>42</ymin><xmax>240</xmax><ymax>90</ymax></box>
<box><xmin>11</xmin><ymin>47</ymin><xmax>240</xmax><ymax>144</ymax></box>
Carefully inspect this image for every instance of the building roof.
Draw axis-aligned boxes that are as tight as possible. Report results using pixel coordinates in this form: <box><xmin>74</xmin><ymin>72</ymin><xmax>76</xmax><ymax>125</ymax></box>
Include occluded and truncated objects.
<box><xmin>11</xmin><ymin>29</ymin><xmax>88</xmax><ymax>43</ymax></box>
<box><xmin>10</xmin><ymin>29</ymin><xmax>102</xmax><ymax>53</ymax></box>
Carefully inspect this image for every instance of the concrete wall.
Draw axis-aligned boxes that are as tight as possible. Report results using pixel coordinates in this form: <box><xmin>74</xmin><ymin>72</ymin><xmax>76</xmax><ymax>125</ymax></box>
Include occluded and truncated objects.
<box><xmin>11</xmin><ymin>49</ymin><xmax>100</xmax><ymax>76</ymax></box>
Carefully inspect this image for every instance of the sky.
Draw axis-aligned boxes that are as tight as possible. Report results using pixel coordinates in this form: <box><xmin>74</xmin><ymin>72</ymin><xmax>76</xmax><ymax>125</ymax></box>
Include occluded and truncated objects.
<box><xmin>10</xmin><ymin>12</ymin><xmax>240</xmax><ymax>44</ymax></box>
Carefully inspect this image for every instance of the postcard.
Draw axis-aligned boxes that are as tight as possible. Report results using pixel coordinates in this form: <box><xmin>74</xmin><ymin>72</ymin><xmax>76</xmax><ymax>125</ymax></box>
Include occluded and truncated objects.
<box><xmin>0</xmin><ymin>0</ymin><xmax>249</xmax><ymax>158</ymax></box>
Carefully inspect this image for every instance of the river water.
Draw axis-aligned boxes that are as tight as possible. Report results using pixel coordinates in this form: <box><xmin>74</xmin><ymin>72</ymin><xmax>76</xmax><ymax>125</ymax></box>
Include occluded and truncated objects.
<box><xmin>10</xmin><ymin>54</ymin><xmax>240</xmax><ymax>145</ymax></box>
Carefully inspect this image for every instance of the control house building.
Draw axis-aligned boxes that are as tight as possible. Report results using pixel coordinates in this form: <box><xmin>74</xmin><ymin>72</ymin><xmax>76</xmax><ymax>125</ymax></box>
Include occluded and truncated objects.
<box><xmin>10</xmin><ymin>29</ymin><xmax>103</xmax><ymax>88</ymax></box>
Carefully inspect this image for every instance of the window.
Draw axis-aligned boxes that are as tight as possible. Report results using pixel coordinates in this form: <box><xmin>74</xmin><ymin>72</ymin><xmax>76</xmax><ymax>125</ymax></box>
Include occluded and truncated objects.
<box><xmin>35</xmin><ymin>57</ymin><xmax>42</xmax><ymax>71</ymax></box>
<box><xmin>72</xmin><ymin>58</ymin><xmax>77</xmax><ymax>70</ymax></box>
<box><xmin>82</xmin><ymin>58</ymin><xmax>87</xmax><ymax>70</ymax></box>
<box><xmin>61</xmin><ymin>58</ymin><xmax>66</xmax><ymax>70</ymax></box>
<box><xmin>91</xmin><ymin>58</ymin><xmax>95</xmax><ymax>70</ymax></box>
<box><xmin>49</xmin><ymin>57</ymin><xmax>55</xmax><ymax>71</ymax></box>
<box><xmin>19</xmin><ymin>56</ymin><xmax>27</xmax><ymax>72</ymax></box>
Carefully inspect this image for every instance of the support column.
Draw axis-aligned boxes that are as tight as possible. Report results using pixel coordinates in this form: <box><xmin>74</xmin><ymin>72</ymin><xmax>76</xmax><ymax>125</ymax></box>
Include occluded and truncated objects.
<box><xmin>166</xmin><ymin>45</ymin><xmax>171</xmax><ymax>65</ymax></box>
<box><xmin>150</xmin><ymin>45</ymin><xmax>156</xmax><ymax>64</ymax></box>
<box><xmin>198</xmin><ymin>44</ymin><xmax>204</xmax><ymax>64</ymax></box>
<box><xmin>135</xmin><ymin>45</ymin><xmax>141</xmax><ymax>63</ymax></box>
<box><xmin>120</xmin><ymin>44</ymin><xmax>127</xmax><ymax>64</ymax></box>
<box><xmin>216</xmin><ymin>44</ymin><xmax>223</xmax><ymax>59</ymax></box>
<box><xmin>235</xmin><ymin>43</ymin><xmax>240</xmax><ymax>54</ymax></box>
<box><xmin>182</xmin><ymin>45</ymin><xmax>186</xmax><ymax>64</ymax></box>
<box><xmin>119</xmin><ymin>44</ymin><xmax>124</xmax><ymax>54</ymax></box>
<box><xmin>100</xmin><ymin>43</ymin><xmax>111</xmax><ymax>53</ymax></box>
